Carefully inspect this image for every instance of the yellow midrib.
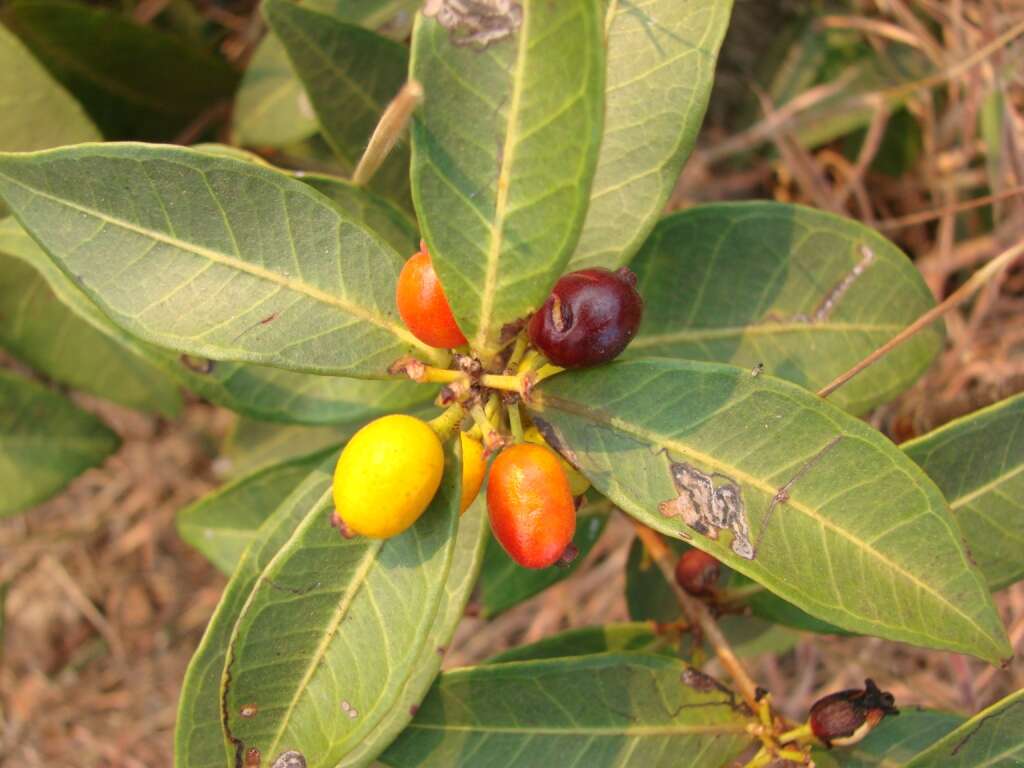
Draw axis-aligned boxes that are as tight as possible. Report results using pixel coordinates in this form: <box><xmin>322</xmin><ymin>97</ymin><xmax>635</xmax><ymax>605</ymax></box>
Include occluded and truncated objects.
<box><xmin>474</xmin><ymin>0</ymin><xmax>531</xmax><ymax>355</ymax></box>
<box><xmin>534</xmin><ymin>393</ymin><xmax>999</xmax><ymax>651</ymax></box>
<box><xmin>0</xmin><ymin>169</ymin><xmax>431</xmax><ymax>353</ymax></box>
<box><xmin>951</xmin><ymin>462</ymin><xmax>1024</xmax><ymax>510</ymax></box>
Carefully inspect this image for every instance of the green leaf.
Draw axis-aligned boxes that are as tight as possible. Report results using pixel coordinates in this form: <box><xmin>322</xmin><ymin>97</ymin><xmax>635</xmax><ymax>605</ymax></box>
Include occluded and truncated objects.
<box><xmin>0</xmin><ymin>22</ymin><xmax>100</xmax><ymax>150</ymax></box>
<box><xmin>568</xmin><ymin>0</ymin><xmax>733</xmax><ymax>270</ymax></box>
<box><xmin>731</xmin><ymin>573</ymin><xmax>850</xmax><ymax>635</ymax></box>
<box><xmin>812</xmin><ymin>709</ymin><xmax>963</xmax><ymax>768</ymax></box>
<box><xmin>902</xmin><ymin>689</ymin><xmax>1024</xmax><ymax>767</ymax></box>
<box><xmin>410</xmin><ymin>0</ymin><xmax>606</xmax><ymax>360</ymax></box>
<box><xmin>0</xmin><ymin>143</ymin><xmax>448</xmax><ymax>377</ymax></box>
<box><xmin>627</xmin><ymin>203</ymin><xmax>943</xmax><ymax>415</ymax></box>
<box><xmin>176</xmin><ymin>445</ymin><xmax>468</xmax><ymax>768</ymax></box>
<box><xmin>903</xmin><ymin>392</ymin><xmax>1024</xmax><ymax>590</ymax></box>
<box><xmin>380</xmin><ymin>654</ymin><xmax>754</xmax><ymax>767</ymax></box>
<box><xmin>233</xmin><ymin>0</ymin><xmax>419</xmax><ymax>149</ymax></box>
<box><xmin>222</xmin><ymin>418</ymin><xmax>357</xmax><ymax>477</ymax></box>
<box><xmin>0</xmin><ymin>369</ymin><xmax>118</xmax><ymax>516</ymax></box>
<box><xmin>489</xmin><ymin>617</ymin><xmax>797</xmax><ymax>666</ymax></box>
<box><xmin>175</xmin><ymin>458</ymin><xmax>337</xmax><ymax>768</ymax></box>
<box><xmin>225</xmin><ymin>450</ymin><xmax>460</xmax><ymax>766</ymax></box>
<box><xmin>176</xmin><ymin>447</ymin><xmax>337</xmax><ymax>575</ymax></box>
<box><xmin>339</xmin><ymin>498</ymin><xmax>489</xmax><ymax>768</ymax></box>
<box><xmin>1</xmin><ymin>1</ymin><xmax>238</xmax><ymax>141</ymax></box>
<box><xmin>160</xmin><ymin>354</ymin><xmax>435</xmax><ymax>425</ymax></box>
<box><xmin>233</xmin><ymin>33</ymin><xmax>318</xmax><ymax>148</ymax></box>
<box><xmin>265</xmin><ymin>1</ymin><xmax>411</xmax><ymax>206</ymax></box>
<box><xmin>299</xmin><ymin>172</ymin><xmax>418</xmax><ymax>256</ymax></box>
<box><xmin>530</xmin><ymin>359</ymin><xmax>1010</xmax><ymax>663</ymax></box>
<box><xmin>479</xmin><ymin>497</ymin><xmax>609</xmax><ymax>618</ymax></box>
<box><xmin>0</xmin><ymin>251</ymin><xmax>181</xmax><ymax>416</ymax></box>
<box><xmin>486</xmin><ymin>622</ymin><xmax>671</xmax><ymax>664</ymax></box>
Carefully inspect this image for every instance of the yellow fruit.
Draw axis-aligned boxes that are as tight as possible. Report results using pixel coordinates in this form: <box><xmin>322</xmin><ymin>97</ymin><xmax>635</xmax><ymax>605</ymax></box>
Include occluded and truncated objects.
<box><xmin>459</xmin><ymin>433</ymin><xmax>486</xmax><ymax>513</ymax></box>
<box><xmin>333</xmin><ymin>414</ymin><xmax>444</xmax><ymax>538</ymax></box>
<box><xmin>523</xmin><ymin>426</ymin><xmax>590</xmax><ymax>496</ymax></box>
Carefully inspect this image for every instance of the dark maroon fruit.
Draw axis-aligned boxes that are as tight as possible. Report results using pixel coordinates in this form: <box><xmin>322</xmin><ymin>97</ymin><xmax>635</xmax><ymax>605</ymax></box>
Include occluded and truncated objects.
<box><xmin>674</xmin><ymin>549</ymin><xmax>721</xmax><ymax>596</ymax></box>
<box><xmin>809</xmin><ymin>679</ymin><xmax>898</xmax><ymax>748</ymax></box>
<box><xmin>528</xmin><ymin>267</ymin><xmax>643</xmax><ymax>368</ymax></box>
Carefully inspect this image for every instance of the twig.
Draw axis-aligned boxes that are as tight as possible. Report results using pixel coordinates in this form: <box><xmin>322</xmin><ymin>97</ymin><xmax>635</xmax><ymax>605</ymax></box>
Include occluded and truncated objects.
<box><xmin>630</xmin><ymin>519</ymin><xmax>762</xmax><ymax>712</ymax></box>
<box><xmin>352</xmin><ymin>80</ymin><xmax>424</xmax><ymax>187</ymax></box>
<box><xmin>876</xmin><ymin>185</ymin><xmax>1024</xmax><ymax>231</ymax></box>
<box><xmin>817</xmin><ymin>239</ymin><xmax>1024</xmax><ymax>399</ymax></box>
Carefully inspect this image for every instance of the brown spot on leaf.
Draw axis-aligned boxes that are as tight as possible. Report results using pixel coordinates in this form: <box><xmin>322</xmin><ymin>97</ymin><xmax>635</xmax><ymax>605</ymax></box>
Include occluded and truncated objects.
<box><xmin>180</xmin><ymin>354</ymin><xmax>214</xmax><ymax>374</ymax></box>
<box><xmin>240</xmin><ymin>703</ymin><xmax>258</xmax><ymax>718</ymax></box>
<box><xmin>658</xmin><ymin>455</ymin><xmax>754</xmax><ymax>560</ymax></box>
<box><xmin>271</xmin><ymin>752</ymin><xmax>306</xmax><ymax>768</ymax></box>
<box><xmin>423</xmin><ymin>0</ymin><xmax>523</xmax><ymax>48</ymax></box>
<box><xmin>244</xmin><ymin>747</ymin><xmax>261</xmax><ymax>767</ymax></box>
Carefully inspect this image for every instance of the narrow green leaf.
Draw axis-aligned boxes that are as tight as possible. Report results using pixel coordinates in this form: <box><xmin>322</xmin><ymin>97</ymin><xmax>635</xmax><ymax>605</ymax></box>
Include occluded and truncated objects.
<box><xmin>568</xmin><ymin>0</ymin><xmax>733</xmax><ymax>270</ymax></box>
<box><xmin>812</xmin><ymin>709</ymin><xmax>963</xmax><ymax>768</ymax></box>
<box><xmin>1</xmin><ymin>1</ymin><xmax>238</xmax><ymax>140</ymax></box>
<box><xmin>265</xmin><ymin>0</ymin><xmax>411</xmax><ymax>206</ymax></box>
<box><xmin>175</xmin><ymin>459</ymin><xmax>337</xmax><ymax>768</ymax></box>
<box><xmin>338</xmin><ymin>499</ymin><xmax>489</xmax><ymax>768</ymax></box>
<box><xmin>222</xmin><ymin>418</ymin><xmax>357</xmax><ymax>477</ymax></box>
<box><xmin>233</xmin><ymin>0</ymin><xmax>419</xmax><ymax>149</ymax></box>
<box><xmin>410</xmin><ymin>0</ymin><xmax>606</xmax><ymax>360</ymax></box>
<box><xmin>177</xmin><ymin>447</ymin><xmax>338</xmax><ymax>575</ymax></box>
<box><xmin>489</xmin><ymin>617</ymin><xmax>797</xmax><ymax>666</ymax></box>
<box><xmin>0</xmin><ymin>143</ymin><xmax>447</xmax><ymax>377</ymax></box>
<box><xmin>380</xmin><ymin>654</ymin><xmax>754</xmax><ymax>767</ymax></box>
<box><xmin>530</xmin><ymin>359</ymin><xmax>1010</xmax><ymax>663</ymax></box>
<box><xmin>160</xmin><ymin>354</ymin><xmax>435</xmax><ymax>425</ymax></box>
<box><xmin>0</xmin><ymin>370</ymin><xmax>118</xmax><ymax>516</ymax></box>
<box><xmin>628</xmin><ymin>203</ymin><xmax>943</xmax><ymax>415</ymax></box>
<box><xmin>479</xmin><ymin>498</ymin><xmax>609</xmax><ymax>618</ymax></box>
<box><xmin>233</xmin><ymin>33</ymin><xmax>319</xmax><ymax>148</ymax></box>
<box><xmin>299</xmin><ymin>172</ymin><xmax>418</xmax><ymax>256</ymax></box>
<box><xmin>0</xmin><ymin>251</ymin><xmax>181</xmax><ymax>416</ymax></box>
<box><xmin>903</xmin><ymin>392</ymin><xmax>1024</xmax><ymax>590</ymax></box>
<box><xmin>486</xmin><ymin>623</ymin><xmax>671</xmax><ymax>664</ymax></box>
<box><xmin>219</xmin><ymin>446</ymin><xmax>461</xmax><ymax>767</ymax></box>
<box><xmin>902</xmin><ymin>689</ymin><xmax>1024</xmax><ymax>767</ymax></box>
<box><xmin>0</xmin><ymin>22</ymin><xmax>99</xmax><ymax>150</ymax></box>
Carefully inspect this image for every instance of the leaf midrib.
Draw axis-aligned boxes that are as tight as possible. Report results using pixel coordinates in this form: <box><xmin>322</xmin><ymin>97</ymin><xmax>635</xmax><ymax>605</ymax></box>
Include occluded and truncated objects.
<box><xmin>0</xmin><ymin>165</ymin><xmax>435</xmax><ymax>356</ymax></box>
<box><xmin>534</xmin><ymin>390</ymin><xmax>999</xmax><ymax>653</ymax></box>
<box><xmin>631</xmin><ymin>321</ymin><xmax>909</xmax><ymax>348</ymax></box>
<box><xmin>473</xmin><ymin>0</ymin><xmax>531</xmax><ymax>355</ymax></box>
<box><xmin>951</xmin><ymin>462</ymin><xmax>1024</xmax><ymax>510</ymax></box>
<box><xmin>264</xmin><ymin>539</ymin><xmax>383</xmax><ymax>756</ymax></box>
<box><xmin>404</xmin><ymin>722</ymin><xmax>750</xmax><ymax>736</ymax></box>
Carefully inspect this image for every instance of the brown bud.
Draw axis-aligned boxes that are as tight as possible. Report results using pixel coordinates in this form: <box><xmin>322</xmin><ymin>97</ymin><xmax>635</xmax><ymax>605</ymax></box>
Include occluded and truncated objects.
<box><xmin>809</xmin><ymin>679</ymin><xmax>898</xmax><ymax>748</ymax></box>
<box><xmin>674</xmin><ymin>549</ymin><xmax>721</xmax><ymax>596</ymax></box>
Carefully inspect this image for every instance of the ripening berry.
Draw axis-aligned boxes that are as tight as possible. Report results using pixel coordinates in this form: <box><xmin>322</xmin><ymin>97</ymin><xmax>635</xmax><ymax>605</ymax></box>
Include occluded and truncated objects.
<box><xmin>528</xmin><ymin>267</ymin><xmax>643</xmax><ymax>368</ymax></box>
<box><xmin>396</xmin><ymin>243</ymin><xmax>467</xmax><ymax>349</ymax></box>
<box><xmin>809</xmin><ymin>679</ymin><xmax>898</xmax><ymax>748</ymax></box>
<box><xmin>333</xmin><ymin>414</ymin><xmax>444</xmax><ymax>538</ymax></box>
<box><xmin>674</xmin><ymin>549</ymin><xmax>721</xmax><ymax>596</ymax></box>
<box><xmin>459</xmin><ymin>432</ymin><xmax>486</xmax><ymax>514</ymax></box>
<box><xmin>487</xmin><ymin>443</ymin><xmax>576</xmax><ymax>569</ymax></box>
<box><xmin>523</xmin><ymin>426</ymin><xmax>590</xmax><ymax>496</ymax></box>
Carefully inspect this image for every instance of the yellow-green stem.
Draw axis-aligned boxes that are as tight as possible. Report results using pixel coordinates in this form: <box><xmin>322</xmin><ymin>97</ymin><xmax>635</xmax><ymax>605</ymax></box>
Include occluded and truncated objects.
<box><xmin>778</xmin><ymin>723</ymin><xmax>814</xmax><ymax>745</ymax></box>
<box><xmin>508</xmin><ymin>403</ymin><xmax>524</xmax><ymax>442</ymax></box>
<box><xmin>480</xmin><ymin>373</ymin><xmax>522</xmax><ymax>393</ymax></box>
<box><xmin>428</xmin><ymin>404</ymin><xmax>466</xmax><ymax>439</ymax></box>
<box><xmin>352</xmin><ymin>80</ymin><xmax>423</xmax><ymax>187</ymax></box>
<box><xmin>420</xmin><ymin>366</ymin><xmax>465</xmax><ymax>385</ymax></box>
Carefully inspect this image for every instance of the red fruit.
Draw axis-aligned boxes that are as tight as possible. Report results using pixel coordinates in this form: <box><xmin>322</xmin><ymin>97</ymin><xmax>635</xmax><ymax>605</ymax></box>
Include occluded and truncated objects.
<box><xmin>528</xmin><ymin>267</ymin><xmax>643</xmax><ymax>368</ymax></box>
<box><xmin>487</xmin><ymin>443</ymin><xmax>576</xmax><ymax>569</ymax></box>
<box><xmin>674</xmin><ymin>549</ymin><xmax>721</xmax><ymax>596</ymax></box>
<box><xmin>396</xmin><ymin>243</ymin><xmax>467</xmax><ymax>349</ymax></box>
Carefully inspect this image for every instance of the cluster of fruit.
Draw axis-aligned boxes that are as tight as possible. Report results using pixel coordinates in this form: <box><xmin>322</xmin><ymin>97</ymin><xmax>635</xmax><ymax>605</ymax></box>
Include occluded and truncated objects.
<box><xmin>331</xmin><ymin>243</ymin><xmax>644</xmax><ymax>568</ymax></box>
